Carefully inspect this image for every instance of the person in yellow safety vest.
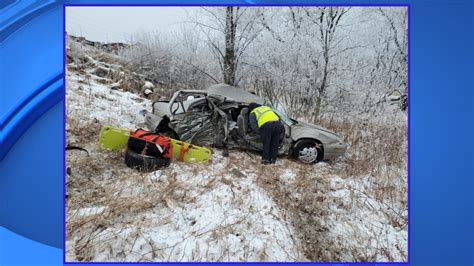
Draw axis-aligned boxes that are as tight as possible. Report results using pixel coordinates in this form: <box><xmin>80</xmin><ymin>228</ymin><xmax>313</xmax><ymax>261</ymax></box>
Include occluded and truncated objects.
<box><xmin>248</xmin><ymin>103</ymin><xmax>284</xmax><ymax>165</ymax></box>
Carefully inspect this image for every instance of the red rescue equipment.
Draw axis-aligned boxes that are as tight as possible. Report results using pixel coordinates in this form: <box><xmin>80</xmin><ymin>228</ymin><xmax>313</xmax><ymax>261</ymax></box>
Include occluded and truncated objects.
<box><xmin>128</xmin><ymin>129</ymin><xmax>173</xmax><ymax>159</ymax></box>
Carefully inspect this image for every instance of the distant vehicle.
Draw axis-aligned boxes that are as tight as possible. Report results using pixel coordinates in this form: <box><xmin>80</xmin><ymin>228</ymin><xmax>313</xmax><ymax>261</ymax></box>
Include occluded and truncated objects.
<box><xmin>144</xmin><ymin>84</ymin><xmax>347</xmax><ymax>163</ymax></box>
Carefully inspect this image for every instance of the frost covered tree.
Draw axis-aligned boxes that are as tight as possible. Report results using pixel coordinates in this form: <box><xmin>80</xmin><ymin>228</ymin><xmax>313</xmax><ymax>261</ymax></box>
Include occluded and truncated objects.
<box><xmin>377</xmin><ymin>7</ymin><xmax>408</xmax><ymax>111</ymax></box>
<box><xmin>246</xmin><ymin>7</ymin><xmax>408</xmax><ymax>119</ymax></box>
<box><xmin>340</xmin><ymin>7</ymin><xmax>408</xmax><ymax>115</ymax></box>
<box><xmin>244</xmin><ymin>7</ymin><xmax>351</xmax><ymax>121</ymax></box>
<box><xmin>289</xmin><ymin>7</ymin><xmax>351</xmax><ymax>120</ymax></box>
<box><xmin>169</xmin><ymin>27</ymin><xmax>220</xmax><ymax>89</ymax></box>
<box><xmin>223</xmin><ymin>7</ymin><xmax>237</xmax><ymax>85</ymax></box>
<box><xmin>190</xmin><ymin>7</ymin><xmax>263</xmax><ymax>85</ymax></box>
<box><xmin>121</xmin><ymin>7</ymin><xmax>407</xmax><ymax>117</ymax></box>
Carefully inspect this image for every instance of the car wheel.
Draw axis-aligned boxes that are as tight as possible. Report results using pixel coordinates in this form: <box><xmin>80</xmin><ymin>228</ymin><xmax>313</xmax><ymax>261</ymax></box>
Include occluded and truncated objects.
<box><xmin>292</xmin><ymin>139</ymin><xmax>323</xmax><ymax>164</ymax></box>
<box><xmin>125</xmin><ymin>148</ymin><xmax>170</xmax><ymax>172</ymax></box>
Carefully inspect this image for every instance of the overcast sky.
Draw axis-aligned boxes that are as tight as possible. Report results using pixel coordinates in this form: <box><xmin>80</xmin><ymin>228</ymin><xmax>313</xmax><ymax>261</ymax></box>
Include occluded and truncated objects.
<box><xmin>66</xmin><ymin>7</ymin><xmax>193</xmax><ymax>43</ymax></box>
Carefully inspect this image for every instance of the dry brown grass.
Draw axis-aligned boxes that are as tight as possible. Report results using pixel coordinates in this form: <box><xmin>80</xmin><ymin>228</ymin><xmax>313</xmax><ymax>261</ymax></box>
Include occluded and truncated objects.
<box><xmin>67</xmin><ymin>40</ymin><xmax>152</xmax><ymax>97</ymax></box>
<box><xmin>254</xmin><ymin>164</ymin><xmax>331</xmax><ymax>261</ymax></box>
<box><xmin>66</xmin><ymin>157</ymin><xmax>191</xmax><ymax>261</ymax></box>
<box><xmin>247</xmin><ymin>114</ymin><xmax>408</xmax><ymax>262</ymax></box>
<box><xmin>320</xmin><ymin>116</ymin><xmax>408</xmax><ymax>219</ymax></box>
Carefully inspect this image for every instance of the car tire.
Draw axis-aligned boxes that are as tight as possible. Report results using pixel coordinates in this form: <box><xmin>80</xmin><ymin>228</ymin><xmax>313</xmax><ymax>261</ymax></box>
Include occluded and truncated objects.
<box><xmin>292</xmin><ymin>139</ymin><xmax>323</xmax><ymax>164</ymax></box>
<box><xmin>125</xmin><ymin>148</ymin><xmax>170</xmax><ymax>172</ymax></box>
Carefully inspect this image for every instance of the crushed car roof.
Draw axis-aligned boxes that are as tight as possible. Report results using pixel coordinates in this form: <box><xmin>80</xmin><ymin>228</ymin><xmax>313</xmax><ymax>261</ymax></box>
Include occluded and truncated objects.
<box><xmin>207</xmin><ymin>84</ymin><xmax>265</xmax><ymax>104</ymax></box>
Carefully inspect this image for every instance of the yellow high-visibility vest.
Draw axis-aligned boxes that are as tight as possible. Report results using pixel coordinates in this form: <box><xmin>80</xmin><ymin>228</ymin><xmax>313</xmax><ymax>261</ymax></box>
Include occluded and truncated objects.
<box><xmin>251</xmin><ymin>106</ymin><xmax>279</xmax><ymax>127</ymax></box>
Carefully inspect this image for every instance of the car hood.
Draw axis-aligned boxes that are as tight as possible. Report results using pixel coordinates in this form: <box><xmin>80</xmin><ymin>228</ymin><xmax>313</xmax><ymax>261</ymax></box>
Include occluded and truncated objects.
<box><xmin>291</xmin><ymin>121</ymin><xmax>342</xmax><ymax>143</ymax></box>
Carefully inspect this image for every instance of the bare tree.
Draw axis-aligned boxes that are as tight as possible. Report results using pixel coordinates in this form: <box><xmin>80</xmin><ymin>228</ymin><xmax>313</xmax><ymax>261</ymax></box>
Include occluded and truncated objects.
<box><xmin>223</xmin><ymin>7</ymin><xmax>237</xmax><ymax>85</ymax></box>
<box><xmin>252</xmin><ymin>7</ymin><xmax>351</xmax><ymax>121</ymax></box>
<box><xmin>292</xmin><ymin>7</ymin><xmax>351</xmax><ymax>120</ymax></box>
<box><xmin>191</xmin><ymin>7</ymin><xmax>263</xmax><ymax>86</ymax></box>
<box><xmin>377</xmin><ymin>7</ymin><xmax>408</xmax><ymax>111</ymax></box>
<box><xmin>122</xmin><ymin>7</ymin><xmax>406</xmax><ymax>118</ymax></box>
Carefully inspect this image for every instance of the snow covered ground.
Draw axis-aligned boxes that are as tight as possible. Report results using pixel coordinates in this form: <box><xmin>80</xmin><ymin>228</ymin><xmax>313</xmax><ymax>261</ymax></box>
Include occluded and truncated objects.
<box><xmin>66</xmin><ymin>149</ymin><xmax>304</xmax><ymax>262</ymax></box>
<box><xmin>65</xmin><ymin>40</ymin><xmax>407</xmax><ymax>262</ymax></box>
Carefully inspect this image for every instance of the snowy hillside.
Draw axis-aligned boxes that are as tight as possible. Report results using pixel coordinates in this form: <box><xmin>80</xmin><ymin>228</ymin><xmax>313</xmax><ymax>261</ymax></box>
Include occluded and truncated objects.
<box><xmin>65</xmin><ymin>39</ymin><xmax>407</xmax><ymax>262</ymax></box>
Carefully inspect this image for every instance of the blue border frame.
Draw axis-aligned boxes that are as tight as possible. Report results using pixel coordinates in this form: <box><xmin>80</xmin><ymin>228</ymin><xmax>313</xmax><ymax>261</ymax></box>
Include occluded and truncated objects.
<box><xmin>63</xmin><ymin>4</ymin><xmax>68</xmax><ymax>263</ymax></box>
<box><xmin>63</xmin><ymin>4</ymin><xmax>410</xmax><ymax>264</ymax></box>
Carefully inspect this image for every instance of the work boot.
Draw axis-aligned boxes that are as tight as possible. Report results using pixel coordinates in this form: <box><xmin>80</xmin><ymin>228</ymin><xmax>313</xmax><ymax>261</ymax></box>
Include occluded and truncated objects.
<box><xmin>261</xmin><ymin>159</ymin><xmax>271</xmax><ymax>165</ymax></box>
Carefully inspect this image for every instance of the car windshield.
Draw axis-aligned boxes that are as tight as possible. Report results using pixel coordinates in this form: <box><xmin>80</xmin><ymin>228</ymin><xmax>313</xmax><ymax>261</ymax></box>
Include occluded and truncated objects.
<box><xmin>272</xmin><ymin>108</ymin><xmax>296</xmax><ymax>125</ymax></box>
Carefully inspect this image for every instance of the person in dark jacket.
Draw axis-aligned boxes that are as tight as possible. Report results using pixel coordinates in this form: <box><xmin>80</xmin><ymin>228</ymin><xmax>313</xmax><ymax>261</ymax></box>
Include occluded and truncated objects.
<box><xmin>248</xmin><ymin>103</ymin><xmax>284</xmax><ymax>164</ymax></box>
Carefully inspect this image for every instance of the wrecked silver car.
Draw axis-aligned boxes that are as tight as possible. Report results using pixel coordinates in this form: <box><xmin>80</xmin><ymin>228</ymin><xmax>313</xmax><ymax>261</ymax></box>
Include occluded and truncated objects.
<box><xmin>144</xmin><ymin>84</ymin><xmax>347</xmax><ymax>163</ymax></box>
